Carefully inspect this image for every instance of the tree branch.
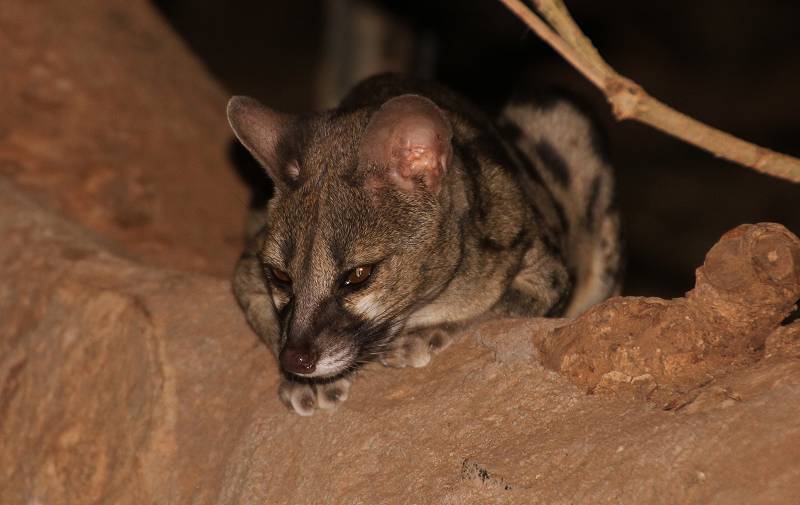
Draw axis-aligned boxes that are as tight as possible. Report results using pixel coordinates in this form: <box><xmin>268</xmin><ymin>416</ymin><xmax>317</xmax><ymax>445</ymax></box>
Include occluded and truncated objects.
<box><xmin>499</xmin><ymin>0</ymin><xmax>800</xmax><ymax>184</ymax></box>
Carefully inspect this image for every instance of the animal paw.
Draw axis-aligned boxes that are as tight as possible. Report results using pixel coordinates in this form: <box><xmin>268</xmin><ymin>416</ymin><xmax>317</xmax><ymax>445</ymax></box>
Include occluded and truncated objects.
<box><xmin>278</xmin><ymin>376</ymin><xmax>352</xmax><ymax>416</ymax></box>
<box><xmin>380</xmin><ymin>328</ymin><xmax>454</xmax><ymax>368</ymax></box>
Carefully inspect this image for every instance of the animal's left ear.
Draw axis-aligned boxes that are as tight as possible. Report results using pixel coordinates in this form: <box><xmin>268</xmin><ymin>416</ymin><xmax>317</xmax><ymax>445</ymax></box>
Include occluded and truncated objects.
<box><xmin>359</xmin><ymin>94</ymin><xmax>453</xmax><ymax>195</ymax></box>
<box><xmin>227</xmin><ymin>96</ymin><xmax>300</xmax><ymax>188</ymax></box>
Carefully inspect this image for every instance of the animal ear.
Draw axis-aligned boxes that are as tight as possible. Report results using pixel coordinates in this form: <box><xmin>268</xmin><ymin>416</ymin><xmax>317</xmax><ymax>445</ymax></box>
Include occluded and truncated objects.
<box><xmin>360</xmin><ymin>94</ymin><xmax>453</xmax><ymax>195</ymax></box>
<box><xmin>227</xmin><ymin>96</ymin><xmax>300</xmax><ymax>185</ymax></box>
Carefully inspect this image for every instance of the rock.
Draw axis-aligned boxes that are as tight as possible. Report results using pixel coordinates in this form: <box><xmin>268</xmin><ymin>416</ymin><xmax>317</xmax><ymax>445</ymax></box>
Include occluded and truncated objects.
<box><xmin>534</xmin><ymin>223</ymin><xmax>800</xmax><ymax>403</ymax></box>
<box><xmin>765</xmin><ymin>321</ymin><xmax>800</xmax><ymax>358</ymax></box>
<box><xmin>4</xmin><ymin>169</ymin><xmax>800</xmax><ymax>505</ymax></box>
<box><xmin>0</xmin><ymin>0</ymin><xmax>249</xmax><ymax>276</ymax></box>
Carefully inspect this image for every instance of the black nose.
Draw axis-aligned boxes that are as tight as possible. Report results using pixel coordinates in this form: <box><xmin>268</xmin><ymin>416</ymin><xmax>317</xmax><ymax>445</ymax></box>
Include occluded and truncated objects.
<box><xmin>280</xmin><ymin>346</ymin><xmax>318</xmax><ymax>375</ymax></box>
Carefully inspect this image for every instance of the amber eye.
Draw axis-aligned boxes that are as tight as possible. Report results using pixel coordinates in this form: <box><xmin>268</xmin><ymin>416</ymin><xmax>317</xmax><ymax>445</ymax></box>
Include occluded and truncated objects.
<box><xmin>271</xmin><ymin>268</ymin><xmax>292</xmax><ymax>284</ymax></box>
<box><xmin>344</xmin><ymin>265</ymin><xmax>373</xmax><ymax>286</ymax></box>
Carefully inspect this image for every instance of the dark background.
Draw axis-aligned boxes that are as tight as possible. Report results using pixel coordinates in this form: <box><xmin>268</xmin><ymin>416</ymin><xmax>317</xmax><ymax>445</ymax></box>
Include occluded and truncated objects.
<box><xmin>153</xmin><ymin>0</ymin><xmax>799</xmax><ymax>297</ymax></box>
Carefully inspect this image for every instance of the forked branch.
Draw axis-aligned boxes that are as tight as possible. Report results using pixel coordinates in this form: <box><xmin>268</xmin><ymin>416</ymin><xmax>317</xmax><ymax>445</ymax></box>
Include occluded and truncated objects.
<box><xmin>499</xmin><ymin>0</ymin><xmax>800</xmax><ymax>184</ymax></box>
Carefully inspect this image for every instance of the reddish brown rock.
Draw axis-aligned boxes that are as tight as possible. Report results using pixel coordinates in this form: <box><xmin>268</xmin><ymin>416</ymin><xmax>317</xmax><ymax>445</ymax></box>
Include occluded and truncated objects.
<box><xmin>535</xmin><ymin>223</ymin><xmax>800</xmax><ymax>403</ymax></box>
<box><xmin>0</xmin><ymin>0</ymin><xmax>249</xmax><ymax>276</ymax></box>
<box><xmin>766</xmin><ymin>321</ymin><xmax>800</xmax><ymax>358</ymax></box>
<box><xmin>2</xmin><ymin>184</ymin><xmax>800</xmax><ymax>504</ymax></box>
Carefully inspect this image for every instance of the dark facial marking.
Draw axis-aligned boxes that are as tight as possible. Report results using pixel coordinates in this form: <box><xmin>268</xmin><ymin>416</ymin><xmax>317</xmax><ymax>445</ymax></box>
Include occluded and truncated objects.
<box><xmin>279</xmin><ymin>234</ymin><xmax>295</xmax><ymax>268</ymax></box>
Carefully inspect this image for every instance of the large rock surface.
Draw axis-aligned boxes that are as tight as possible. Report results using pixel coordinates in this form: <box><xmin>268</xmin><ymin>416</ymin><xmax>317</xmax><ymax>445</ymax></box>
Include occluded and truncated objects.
<box><xmin>1</xmin><ymin>1</ymin><xmax>799</xmax><ymax>504</ymax></box>
<box><xmin>0</xmin><ymin>0</ymin><xmax>248</xmax><ymax>275</ymax></box>
<box><xmin>2</xmin><ymin>178</ymin><xmax>800</xmax><ymax>504</ymax></box>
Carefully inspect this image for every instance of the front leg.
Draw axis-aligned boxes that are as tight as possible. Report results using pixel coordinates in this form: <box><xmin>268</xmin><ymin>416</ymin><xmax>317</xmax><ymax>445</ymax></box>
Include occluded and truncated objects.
<box><xmin>380</xmin><ymin>325</ymin><xmax>458</xmax><ymax>369</ymax></box>
<box><xmin>492</xmin><ymin>239</ymin><xmax>572</xmax><ymax>318</ymax></box>
<box><xmin>233</xmin><ymin>230</ymin><xmax>280</xmax><ymax>354</ymax></box>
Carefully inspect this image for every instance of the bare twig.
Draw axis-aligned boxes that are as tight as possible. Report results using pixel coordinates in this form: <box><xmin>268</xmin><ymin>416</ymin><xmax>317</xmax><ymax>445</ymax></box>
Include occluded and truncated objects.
<box><xmin>499</xmin><ymin>0</ymin><xmax>800</xmax><ymax>184</ymax></box>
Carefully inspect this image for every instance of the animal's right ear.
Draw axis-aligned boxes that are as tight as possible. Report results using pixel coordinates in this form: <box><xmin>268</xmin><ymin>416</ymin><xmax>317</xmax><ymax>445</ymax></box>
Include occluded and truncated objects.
<box><xmin>227</xmin><ymin>96</ymin><xmax>300</xmax><ymax>186</ymax></box>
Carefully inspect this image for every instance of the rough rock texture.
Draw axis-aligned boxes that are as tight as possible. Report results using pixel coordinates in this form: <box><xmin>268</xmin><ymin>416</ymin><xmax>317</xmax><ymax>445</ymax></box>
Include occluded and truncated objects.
<box><xmin>0</xmin><ymin>0</ymin><xmax>248</xmax><ymax>275</ymax></box>
<box><xmin>535</xmin><ymin>223</ymin><xmax>800</xmax><ymax>404</ymax></box>
<box><xmin>3</xmin><ymin>182</ymin><xmax>800</xmax><ymax>504</ymax></box>
<box><xmin>2</xmin><ymin>1</ymin><xmax>800</xmax><ymax>504</ymax></box>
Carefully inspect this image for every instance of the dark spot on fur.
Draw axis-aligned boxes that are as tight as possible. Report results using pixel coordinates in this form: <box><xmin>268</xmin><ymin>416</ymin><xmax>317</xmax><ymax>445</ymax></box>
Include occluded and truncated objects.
<box><xmin>535</xmin><ymin>140</ymin><xmax>571</xmax><ymax>186</ymax></box>
<box><xmin>493</xmin><ymin>288</ymin><xmax>544</xmax><ymax>318</ymax></box>
<box><xmin>552</xmin><ymin>199</ymin><xmax>569</xmax><ymax>233</ymax></box>
<box><xmin>479</xmin><ymin>227</ymin><xmax>527</xmax><ymax>253</ymax></box>
<box><xmin>511</xmin><ymin>145</ymin><xmax>545</xmax><ymax>184</ymax></box>
<box><xmin>457</xmin><ymin>144</ymin><xmax>489</xmax><ymax>220</ymax></box>
<box><xmin>549</xmin><ymin>271</ymin><xmax>564</xmax><ymax>289</ymax></box>
<box><xmin>546</xmin><ymin>266</ymin><xmax>575</xmax><ymax>317</ymax></box>
<box><xmin>545</xmin><ymin>287</ymin><xmax>571</xmax><ymax>317</ymax></box>
<box><xmin>495</xmin><ymin>117</ymin><xmax>524</xmax><ymax>144</ymax></box>
<box><xmin>279</xmin><ymin>236</ymin><xmax>295</xmax><ymax>267</ymax></box>
<box><xmin>479</xmin><ymin>237</ymin><xmax>505</xmax><ymax>252</ymax></box>
<box><xmin>469</xmin><ymin>133</ymin><xmax>517</xmax><ymax>172</ymax></box>
<box><xmin>510</xmin><ymin>229</ymin><xmax>529</xmax><ymax>250</ymax></box>
<box><xmin>585</xmin><ymin>175</ymin><xmax>602</xmax><ymax>229</ymax></box>
<box><xmin>539</xmin><ymin>234</ymin><xmax>559</xmax><ymax>257</ymax></box>
<box><xmin>589</xmin><ymin>126</ymin><xmax>610</xmax><ymax>162</ymax></box>
<box><xmin>512</xmin><ymin>87</ymin><xmax>612</xmax><ymax>178</ymax></box>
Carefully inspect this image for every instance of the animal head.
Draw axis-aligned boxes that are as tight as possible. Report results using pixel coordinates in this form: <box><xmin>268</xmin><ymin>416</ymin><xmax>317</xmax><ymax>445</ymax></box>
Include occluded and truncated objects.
<box><xmin>227</xmin><ymin>94</ymin><xmax>459</xmax><ymax>379</ymax></box>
